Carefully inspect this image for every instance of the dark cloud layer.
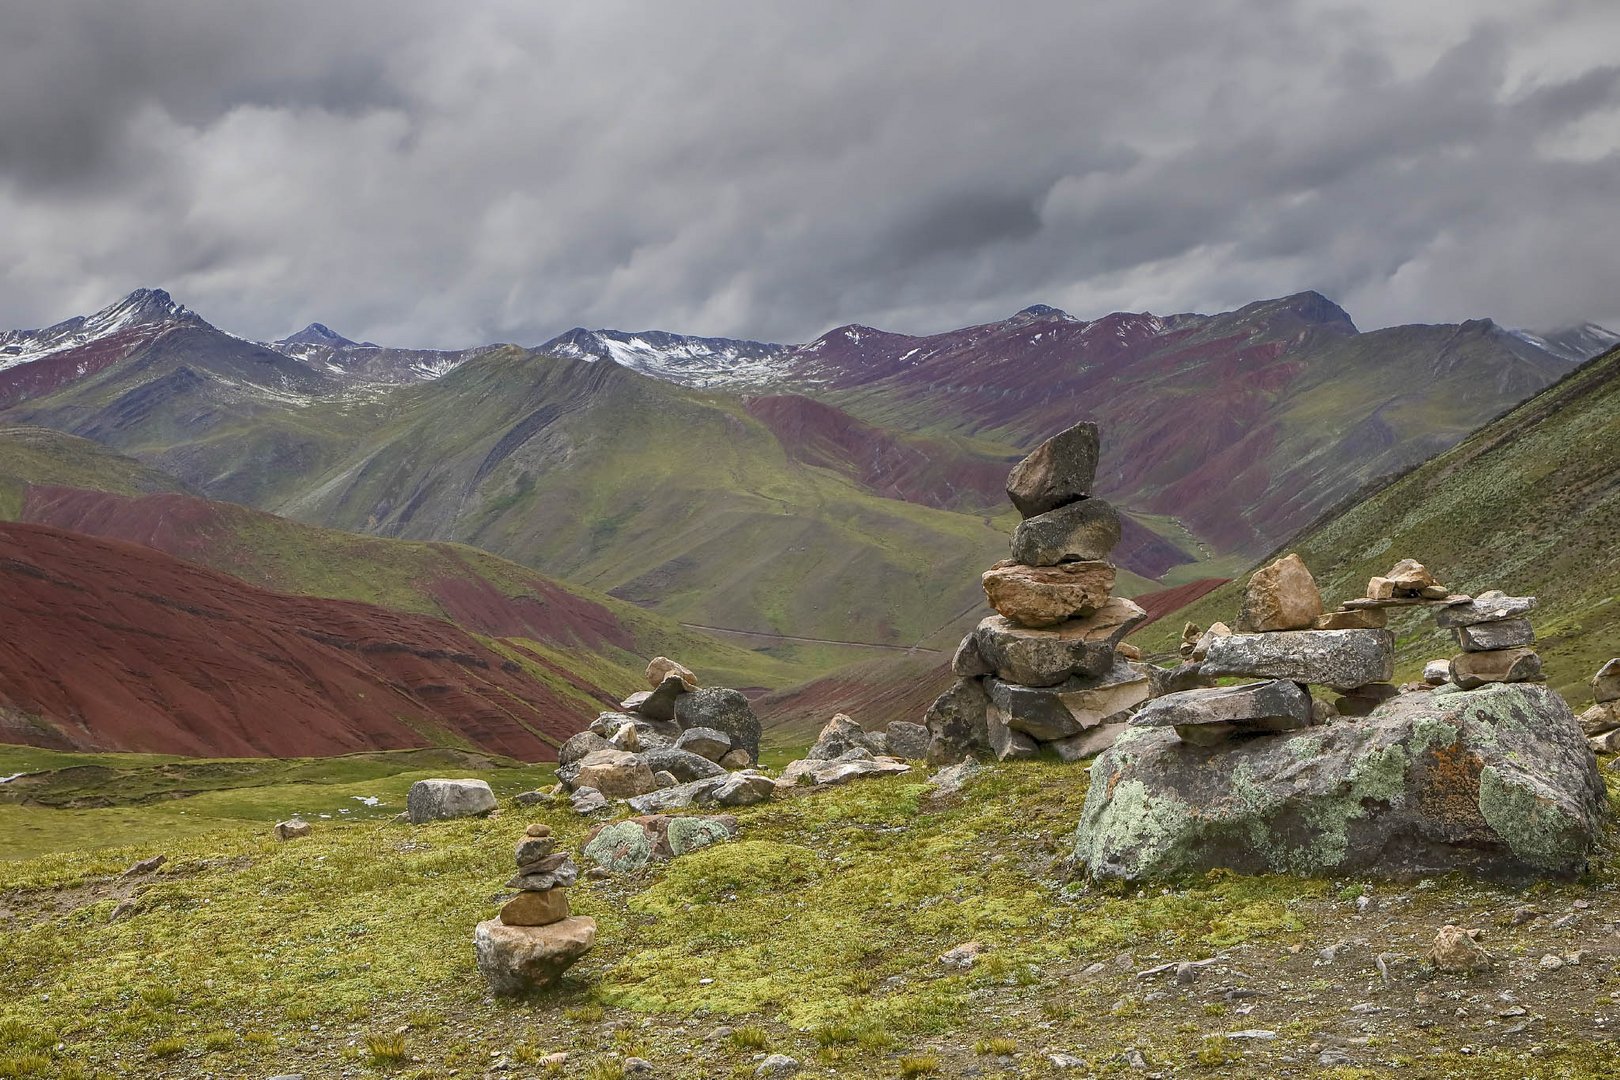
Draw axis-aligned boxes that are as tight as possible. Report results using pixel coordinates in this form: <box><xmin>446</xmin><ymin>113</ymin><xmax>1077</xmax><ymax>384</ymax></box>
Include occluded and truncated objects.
<box><xmin>1</xmin><ymin>0</ymin><xmax>1616</xmax><ymax>347</ymax></box>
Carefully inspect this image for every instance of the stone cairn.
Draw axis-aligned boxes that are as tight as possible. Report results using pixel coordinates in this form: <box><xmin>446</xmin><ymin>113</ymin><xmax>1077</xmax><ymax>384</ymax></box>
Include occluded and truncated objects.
<box><xmin>554</xmin><ymin>656</ymin><xmax>777</xmax><ymax>815</ymax></box>
<box><xmin>473</xmin><ymin>823</ymin><xmax>596</xmax><ymax>995</ymax></box>
<box><xmin>1072</xmin><ymin>555</ymin><xmax>1606</xmax><ymax>882</ymax></box>
<box><xmin>923</xmin><ymin>420</ymin><xmax>1151</xmax><ymax>763</ymax></box>
<box><xmin>1579</xmin><ymin>659</ymin><xmax>1620</xmax><ymax>752</ymax></box>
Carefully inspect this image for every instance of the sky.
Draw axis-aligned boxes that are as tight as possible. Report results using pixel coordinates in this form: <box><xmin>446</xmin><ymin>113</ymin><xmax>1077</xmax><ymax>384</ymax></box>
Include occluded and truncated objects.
<box><xmin>1</xmin><ymin>0</ymin><xmax>1617</xmax><ymax>348</ymax></box>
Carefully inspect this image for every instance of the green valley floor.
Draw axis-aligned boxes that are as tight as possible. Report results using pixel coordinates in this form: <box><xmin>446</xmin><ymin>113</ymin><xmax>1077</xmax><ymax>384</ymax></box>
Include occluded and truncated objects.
<box><xmin>4</xmin><ymin>747</ymin><xmax>1620</xmax><ymax>1079</ymax></box>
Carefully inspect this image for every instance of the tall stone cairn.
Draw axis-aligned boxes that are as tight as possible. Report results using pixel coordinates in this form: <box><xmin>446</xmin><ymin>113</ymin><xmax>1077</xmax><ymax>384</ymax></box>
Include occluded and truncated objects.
<box><xmin>1580</xmin><ymin>659</ymin><xmax>1620</xmax><ymax>751</ymax></box>
<box><xmin>923</xmin><ymin>421</ymin><xmax>1150</xmax><ymax>764</ymax></box>
<box><xmin>473</xmin><ymin>823</ymin><xmax>597</xmax><ymax>995</ymax></box>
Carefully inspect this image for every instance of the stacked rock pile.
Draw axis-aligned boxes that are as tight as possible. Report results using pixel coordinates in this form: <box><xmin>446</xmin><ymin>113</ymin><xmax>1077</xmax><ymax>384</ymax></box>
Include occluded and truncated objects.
<box><xmin>473</xmin><ymin>823</ymin><xmax>596</xmax><ymax>995</ymax></box>
<box><xmin>924</xmin><ymin>421</ymin><xmax>1150</xmax><ymax>763</ymax></box>
<box><xmin>1578</xmin><ymin>659</ymin><xmax>1620</xmax><ymax>752</ymax></box>
<box><xmin>556</xmin><ymin>657</ymin><xmax>776</xmax><ymax>814</ymax></box>
<box><xmin>1073</xmin><ymin>557</ymin><xmax>1605</xmax><ymax>882</ymax></box>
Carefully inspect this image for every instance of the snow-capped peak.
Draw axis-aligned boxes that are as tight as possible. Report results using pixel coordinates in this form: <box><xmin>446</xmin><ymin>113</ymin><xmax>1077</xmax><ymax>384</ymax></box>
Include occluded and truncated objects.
<box><xmin>539</xmin><ymin>327</ymin><xmax>790</xmax><ymax>389</ymax></box>
<box><xmin>0</xmin><ymin>287</ymin><xmax>205</xmax><ymax>373</ymax></box>
<box><xmin>1509</xmin><ymin>322</ymin><xmax>1620</xmax><ymax>364</ymax></box>
<box><xmin>276</xmin><ymin>322</ymin><xmax>363</xmax><ymax>349</ymax></box>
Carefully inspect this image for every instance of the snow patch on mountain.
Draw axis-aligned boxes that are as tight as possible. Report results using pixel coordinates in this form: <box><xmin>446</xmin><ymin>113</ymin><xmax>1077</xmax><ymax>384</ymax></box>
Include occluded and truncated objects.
<box><xmin>540</xmin><ymin>327</ymin><xmax>790</xmax><ymax>389</ymax></box>
<box><xmin>1511</xmin><ymin>322</ymin><xmax>1620</xmax><ymax>365</ymax></box>
<box><xmin>0</xmin><ymin>288</ymin><xmax>202</xmax><ymax>372</ymax></box>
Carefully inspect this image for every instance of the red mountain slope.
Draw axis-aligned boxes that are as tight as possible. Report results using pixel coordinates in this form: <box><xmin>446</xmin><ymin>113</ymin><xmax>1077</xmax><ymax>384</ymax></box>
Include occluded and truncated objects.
<box><xmin>0</xmin><ymin>521</ymin><xmax>605</xmax><ymax>758</ymax></box>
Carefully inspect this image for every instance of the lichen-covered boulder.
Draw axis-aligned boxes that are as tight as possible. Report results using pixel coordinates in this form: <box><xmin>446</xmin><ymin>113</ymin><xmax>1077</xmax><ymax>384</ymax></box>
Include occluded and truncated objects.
<box><xmin>406</xmin><ymin>778</ymin><xmax>497</xmax><ymax>824</ymax></box>
<box><xmin>584</xmin><ymin>814</ymin><xmax>737</xmax><ymax>872</ymax></box>
<box><xmin>474</xmin><ymin>916</ymin><xmax>596</xmax><ymax>995</ymax></box>
<box><xmin>1200</xmin><ymin>628</ymin><xmax>1394</xmax><ymax>690</ymax></box>
<box><xmin>674</xmin><ymin>688</ymin><xmax>763</xmax><ymax>762</ymax></box>
<box><xmin>1073</xmin><ymin>683</ymin><xmax>1606</xmax><ymax>881</ymax></box>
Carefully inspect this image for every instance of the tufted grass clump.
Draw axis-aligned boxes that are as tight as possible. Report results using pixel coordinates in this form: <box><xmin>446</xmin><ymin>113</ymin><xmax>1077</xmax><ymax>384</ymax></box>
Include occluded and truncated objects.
<box><xmin>974</xmin><ymin>1036</ymin><xmax>1018</xmax><ymax>1055</ymax></box>
<box><xmin>364</xmin><ymin>1032</ymin><xmax>409</xmax><ymax>1066</ymax></box>
<box><xmin>897</xmin><ymin>1052</ymin><xmax>942</xmax><ymax>1076</ymax></box>
<box><xmin>148</xmin><ymin>1037</ymin><xmax>186</xmax><ymax>1059</ymax></box>
<box><xmin>728</xmin><ymin>1025</ymin><xmax>771</xmax><ymax>1050</ymax></box>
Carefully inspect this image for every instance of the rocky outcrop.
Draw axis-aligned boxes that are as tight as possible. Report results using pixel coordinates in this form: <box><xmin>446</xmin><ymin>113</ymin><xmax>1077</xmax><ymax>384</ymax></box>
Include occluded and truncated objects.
<box><xmin>1074</xmin><ymin>683</ymin><xmax>1605</xmax><ymax>881</ymax></box>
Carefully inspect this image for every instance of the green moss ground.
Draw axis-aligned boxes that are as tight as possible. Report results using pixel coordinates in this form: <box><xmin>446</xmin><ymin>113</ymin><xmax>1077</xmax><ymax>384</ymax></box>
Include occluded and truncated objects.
<box><xmin>5</xmin><ymin>748</ymin><xmax>1620</xmax><ymax>1078</ymax></box>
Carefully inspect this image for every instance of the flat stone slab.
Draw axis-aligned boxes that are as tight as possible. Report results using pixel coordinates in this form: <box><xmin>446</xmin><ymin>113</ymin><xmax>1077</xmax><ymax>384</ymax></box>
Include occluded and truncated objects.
<box><xmin>973</xmin><ymin>598</ymin><xmax>1146</xmax><ymax>687</ymax></box>
<box><xmin>981</xmin><ymin>560</ymin><xmax>1114</xmax><ymax>628</ymax></box>
<box><xmin>1200</xmin><ymin>629</ymin><xmax>1394</xmax><ymax>690</ymax></box>
<box><xmin>1343</xmin><ymin>595</ymin><xmax>1469</xmax><ymax>610</ymax></box>
<box><xmin>985</xmin><ymin>659</ymin><xmax>1151</xmax><ymax>741</ymax></box>
<box><xmin>1433</xmin><ymin>590</ymin><xmax>1538</xmax><ymax>628</ymax></box>
<box><xmin>1074</xmin><ymin>683</ymin><xmax>1605</xmax><ymax>881</ymax></box>
<box><xmin>1130</xmin><ymin>679</ymin><xmax>1312</xmax><ymax>745</ymax></box>
<box><xmin>1456</xmin><ymin>618</ymin><xmax>1535</xmax><ymax>652</ymax></box>
<box><xmin>1451</xmin><ymin>647</ymin><xmax>1543</xmax><ymax>689</ymax></box>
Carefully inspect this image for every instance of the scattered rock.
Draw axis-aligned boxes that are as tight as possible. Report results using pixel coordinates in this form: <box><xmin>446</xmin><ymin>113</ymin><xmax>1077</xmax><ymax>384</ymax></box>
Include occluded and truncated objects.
<box><xmin>569</xmin><ymin>787</ymin><xmax>610</xmax><ymax>815</ymax></box>
<box><xmin>406</xmin><ymin>778</ymin><xmax>498</xmax><ymax>824</ymax></box>
<box><xmin>640</xmin><ymin>747</ymin><xmax>728</xmax><ymax>784</ymax></box>
<box><xmin>473</xmin><ymin>916</ymin><xmax>596</xmax><ymax>995</ymax></box>
<box><xmin>610</xmin><ymin>722</ymin><xmax>642</xmax><ymax>752</ymax></box>
<box><xmin>559</xmin><ymin>730</ymin><xmax>612</xmax><ymax>766</ymax></box>
<box><xmin>1538</xmin><ymin>953</ymin><xmax>1565</xmax><ymax>971</ymax></box>
<box><xmin>645</xmin><ymin>656</ymin><xmax>698</xmax><ymax>691</ymax></box>
<box><xmin>1426</xmin><ymin>925</ymin><xmax>1491</xmax><ymax>972</ymax></box>
<box><xmin>1594</xmin><ymin>659</ymin><xmax>1620</xmax><ymax>704</ymax></box>
<box><xmin>1009</xmin><ymin>497</ymin><xmax>1122</xmax><ymax>566</ymax></box>
<box><xmin>755</xmin><ymin>1054</ymin><xmax>802</xmax><ymax>1078</ymax></box>
<box><xmin>709</xmin><ymin>771</ymin><xmax>776</xmax><ymax>806</ymax></box>
<box><xmin>985</xmin><ymin>707</ymin><xmax>1040</xmax><ymax>760</ymax></box>
<box><xmin>1005</xmin><ymin>421</ymin><xmax>1099</xmax><ymax>517</ymax></box>
<box><xmin>1235</xmin><ymin>553</ymin><xmax>1323</xmax><ymax>632</ymax></box>
<box><xmin>1200</xmin><ymin>628</ymin><xmax>1395</xmax><ymax>690</ymax></box>
<box><xmin>1075</xmin><ymin>683</ymin><xmax>1606</xmax><ymax>880</ymax></box>
<box><xmin>121</xmin><ymin>854</ymin><xmax>166</xmax><ymax>876</ymax></box>
<box><xmin>274</xmin><ymin>819</ymin><xmax>311</xmax><ymax>841</ymax></box>
<box><xmin>779</xmin><ymin>754</ymin><xmax>911</xmax><ymax>788</ymax></box>
<box><xmin>1049</xmin><ymin>722</ymin><xmax>1127</xmax><ymax>761</ymax></box>
<box><xmin>574</xmin><ymin>749</ymin><xmax>659</xmax><ymax>799</ymax></box>
<box><xmin>884</xmin><ymin>721</ymin><xmax>931</xmax><ymax>760</ymax></box>
<box><xmin>718</xmin><ymin>748</ymin><xmax>753</xmax><ymax>769</ymax></box>
<box><xmin>1423</xmin><ymin>659</ymin><xmax>1452</xmax><ymax>686</ymax></box>
<box><xmin>981</xmin><ymin>560</ymin><xmax>1115</xmax><ymax>627</ymax></box>
<box><xmin>628</xmin><ymin>674</ymin><xmax>691</xmax><ymax>722</ymax></box>
<box><xmin>929</xmin><ymin>760</ymin><xmax>986</xmax><ymax>796</ymax></box>
<box><xmin>939</xmin><ymin>941</ymin><xmax>986</xmax><ymax>968</ymax></box>
<box><xmin>674</xmin><ymin>688</ymin><xmax>763</xmax><ymax>762</ymax></box>
<box><xmin>674</xmin><ymin>727</ymin><xmax>732</xmax><ymax>762</ymax></box>
<box><xmin>805</xmin><ymin>714</ymin><xmax>885</xmax><ymax>760</ymax></box>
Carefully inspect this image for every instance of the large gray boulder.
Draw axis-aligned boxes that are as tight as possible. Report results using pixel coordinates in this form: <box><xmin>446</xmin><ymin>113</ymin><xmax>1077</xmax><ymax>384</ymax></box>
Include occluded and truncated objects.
<box><xmin>674</xmin><ymin>726</ymin><xmax>733</xmax><ymax>762</ymax></box>
<box><xmin>884</xmin><ymin>721</ymin><xmax>931</xmax><ymax>760</ymax></box>
<box><xmin>406</xmin><ymin>778</ymin><xmax>497</xmax><ymax>824</ymax></box>
<box><xmin>474</xmin><ymin>916</ymin><xmax>596</xmax><ymax>995</ymax></box>
<box><xmin>641</xmin><ymin>746</ymin><xmax>728</xmax><ymax>784</ymax></box>
<box><xmin>923</xmin><ymin>677</ymin><xmax>990</xmax><ymax>764</ymax></box>
<box><xmin>1005</xmin><ymin>421</ymin><xmax>1100</xmax><ymax>518</ymax></box>
<box><xmin>1200</xmin><ymin>629</ymin><xmax>1394</xmax><ymax>690</ymax></box>
<box><xmin>1074</xmin><ymin>683</ymin><xmax>1606</xmax><ymax>881</ymax></box>
<box><xmin>1009</xmin><ymin>497</ymin><xmax>1122</xmax><ymax>567</ymax></box>
<box><xmin>674</xmin><ymin>688</ymin><xmax>762</xmax><ymax>762</ymax></box>
<box><xmin>1130</xmin><ymin>679</ymin><xmax>1313</xmax><ymax>745</ymax></box>
<box><xmin>973</xmin><ymin>599</ymin><xmax>1146</xmax><ymax>687</ymax></box>
<box><xmin>558</xmin><ymin>730</ymin><xmax>612</xmax><ymax>766</ymax></box>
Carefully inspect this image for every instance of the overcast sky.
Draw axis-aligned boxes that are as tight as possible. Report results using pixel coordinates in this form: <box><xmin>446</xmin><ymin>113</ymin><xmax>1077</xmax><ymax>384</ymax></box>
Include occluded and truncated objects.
<box><xmin>1</xmin><ymin>0</ymin><xmax>1616</xmax><ymax>348</ymax></box>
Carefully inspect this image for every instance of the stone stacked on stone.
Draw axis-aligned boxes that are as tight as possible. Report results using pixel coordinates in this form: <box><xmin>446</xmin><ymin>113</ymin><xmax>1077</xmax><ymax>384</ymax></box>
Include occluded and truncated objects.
<box><xmin>556</xmin><ymin>657</ymin><xmax>770</xmax><ymax>813</ymax></box>
<box><xmin>924</xmin><ymin>420</ymin><xmax>1152</xmax><ymax>764</ymax></box>
<box><xmin>474</xmin><ymin>823</ymin><xmax>596</xmax><ymax>995</ymax></box>
<box><xmin>1579</xmin><ymin>658</ymin><xmax>1620</xmax><ymax>752</ymax></box>
<box><xmin>1434</xmin><ymin>590</ymin><xmax>1545</xmax><ymax>690</ymax></box>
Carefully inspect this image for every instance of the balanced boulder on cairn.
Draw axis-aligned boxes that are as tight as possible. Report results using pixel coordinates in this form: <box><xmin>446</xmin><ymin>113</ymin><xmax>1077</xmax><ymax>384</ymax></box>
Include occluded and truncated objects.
<box><xmin>924</xmin><ymin>421</ymin><xmax>1150</xmax><ymax>764</ymax></box>
<box><xmin>1581</xmin><ymin>659</ymin><xmax>1620</xmax><ymax>751</ymax></box>
<box><xmin>473</xmin><ymin>823</ymin><xmax>596</xmax><ymax>995</ymax></box>
<box><xmin>555</xmin><ymin>656</ymin><xmax>773</xmax><ymax>813</ymax></box>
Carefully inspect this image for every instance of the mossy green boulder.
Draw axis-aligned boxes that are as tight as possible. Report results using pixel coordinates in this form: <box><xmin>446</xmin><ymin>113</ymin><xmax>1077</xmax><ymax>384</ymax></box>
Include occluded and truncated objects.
<box><xmin>1073</xmin><ymin>683</ymin><xmax>1606</xmax><ymax>881</ymax></box>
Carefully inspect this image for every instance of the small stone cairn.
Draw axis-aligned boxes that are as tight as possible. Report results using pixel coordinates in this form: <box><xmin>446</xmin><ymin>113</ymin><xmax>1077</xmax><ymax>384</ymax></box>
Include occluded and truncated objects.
<box><xmin>555</xmin><ymin>657</ymin><xmax>777</xmax><ymax>815</ymax></box>
<box><xmin>473</xmin><ymin>823</ymin><xmax>596</xmax><ymax>995</ymax></box>
<box><xmin>1579</xmin><ymin>659</ymin><xmax>1620</xmax><ymax>752</ymax></box>
<box><xmin>923</xmin><ymin>420</ymin><xmax>1151</xmax><ymax>763</ymax></box>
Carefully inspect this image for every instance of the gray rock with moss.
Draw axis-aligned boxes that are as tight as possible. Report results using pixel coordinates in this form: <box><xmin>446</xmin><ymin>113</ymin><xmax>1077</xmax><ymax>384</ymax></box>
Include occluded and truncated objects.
<box><xmin>1073</xmin><ymin>683</ymin><xmax>1605</xmax><ymax>881</ymax></box>
<box><xmin>1200</xmin><ymin>628</ymin><xmax>1394</xmax><ymax>690</ymax></box>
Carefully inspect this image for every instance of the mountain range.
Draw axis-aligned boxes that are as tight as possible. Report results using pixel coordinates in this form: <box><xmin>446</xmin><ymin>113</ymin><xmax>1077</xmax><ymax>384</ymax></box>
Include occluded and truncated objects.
<box><xmin>0</xmin><ymin>286</ymin><xmax>1612</xmax><ymax>754</ymax></box>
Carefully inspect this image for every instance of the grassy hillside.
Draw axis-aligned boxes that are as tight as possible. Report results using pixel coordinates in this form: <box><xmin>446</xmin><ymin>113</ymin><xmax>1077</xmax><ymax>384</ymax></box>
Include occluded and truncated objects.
<box><xmin>4</xmin><ymin>747</ymin><xmax>1620</xmax><ymax>1078</ymax></box>
<box><xmin>1140</xmin><ymin>344</ymin><xmax>1620</xmax><ymax>700</ymax></box>
<box><xmin>0</xmin><ymin>426</ymin><xmax>187</xmax><ymax>517</ymax></box>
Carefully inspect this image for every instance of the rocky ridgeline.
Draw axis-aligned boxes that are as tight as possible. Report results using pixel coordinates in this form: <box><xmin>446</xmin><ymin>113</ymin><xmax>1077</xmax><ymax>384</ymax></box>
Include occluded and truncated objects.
<box><xmin>1579</xmin><ymin>658</ymin><xmax>1620</xmax><ymax>751</ymax></box>
<box><xmin>1075</xmin><ymin>554</ymin><xmax>1607</xmax><ymax>881</ymax></box>
<box><xmin>924</xmin><ymin>421</ymin><xmax>1154</xmax><ymax>764</ymax></box>
<box><xmin>474</xmin><ymin>823</ymin><xmax>596</xmax><ymax>995</ymax></box>
<box><xmin>555</xmin><ymin>657</ymin><xmax>777</xmax><ymax>814</ymax></box>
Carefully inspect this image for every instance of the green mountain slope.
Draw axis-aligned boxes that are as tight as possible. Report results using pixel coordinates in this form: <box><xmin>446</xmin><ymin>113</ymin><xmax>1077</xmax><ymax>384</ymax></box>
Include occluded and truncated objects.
<box><xmin>1139</xmin><ymin>344</ymin><xmax>1620</xmax><ymax>698</ymax></box>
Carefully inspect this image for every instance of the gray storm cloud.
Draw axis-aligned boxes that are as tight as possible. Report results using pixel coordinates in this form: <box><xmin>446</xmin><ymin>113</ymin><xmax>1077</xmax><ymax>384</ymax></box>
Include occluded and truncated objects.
<box><xmin>0</xmin><ymin>0</ymin><xmax>1616</xmax><ymax>347</ymax></box>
